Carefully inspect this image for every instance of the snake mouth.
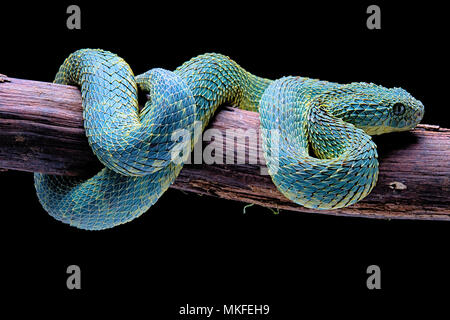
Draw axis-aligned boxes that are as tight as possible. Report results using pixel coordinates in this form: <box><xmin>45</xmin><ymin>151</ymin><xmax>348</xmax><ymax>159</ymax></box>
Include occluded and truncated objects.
<box><xmin>361</xmin><ymin>122</ymin><xmax>417</xmax><ymax>135</ymax></box>
<box><xmin>362</xmin><ymin>125</ymin><xmax>392</xmax><ymax>136</ymax></box>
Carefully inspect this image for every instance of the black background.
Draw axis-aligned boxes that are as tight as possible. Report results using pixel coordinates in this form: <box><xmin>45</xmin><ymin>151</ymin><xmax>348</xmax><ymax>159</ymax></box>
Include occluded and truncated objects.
<box><xmin>1</xmin><ymin>0</ymin><xmax>449</xmax><ymax>316</ymax></box>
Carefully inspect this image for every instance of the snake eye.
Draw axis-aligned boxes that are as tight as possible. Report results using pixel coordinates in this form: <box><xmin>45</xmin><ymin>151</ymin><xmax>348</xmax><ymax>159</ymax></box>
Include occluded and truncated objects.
<box><xmin>392</xmin><ymin>103</ymin><xmax>405</xmax><ymax>115</ymax></box>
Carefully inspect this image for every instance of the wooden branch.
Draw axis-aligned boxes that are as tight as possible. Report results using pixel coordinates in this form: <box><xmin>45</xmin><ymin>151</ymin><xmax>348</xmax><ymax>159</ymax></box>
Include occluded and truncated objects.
<box><xmin>1</xmin><ymin>76</ymin><xmax>449</xmax><ymax>220</ymax></box>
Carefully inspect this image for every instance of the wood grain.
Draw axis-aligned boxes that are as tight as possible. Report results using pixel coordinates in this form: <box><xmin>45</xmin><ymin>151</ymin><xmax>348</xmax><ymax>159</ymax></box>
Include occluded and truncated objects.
<box><xmin>1</xmin><ymin>76</ymin><xmax>449</xmax><ymax>220</ymax></box>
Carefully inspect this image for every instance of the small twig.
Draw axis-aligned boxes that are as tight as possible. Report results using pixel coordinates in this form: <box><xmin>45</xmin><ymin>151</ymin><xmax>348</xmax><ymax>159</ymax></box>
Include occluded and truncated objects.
<box><xmin>0</xmin><ymin>73</ymin><xmax>11</xmax><ymax>83</ymax></box>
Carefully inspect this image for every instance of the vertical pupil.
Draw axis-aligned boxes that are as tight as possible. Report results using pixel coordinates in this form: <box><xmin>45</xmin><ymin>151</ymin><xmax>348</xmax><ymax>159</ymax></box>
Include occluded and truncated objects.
<box><xmin>393</xmin><ymin>103</ymin><xmax>404</xmax><ymax>115</ymax></box>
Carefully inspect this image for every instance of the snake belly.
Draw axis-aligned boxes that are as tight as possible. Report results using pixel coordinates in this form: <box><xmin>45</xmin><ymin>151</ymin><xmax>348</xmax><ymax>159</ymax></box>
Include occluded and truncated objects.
<box><xmin>34</xmin><ymin>49</ymin><xmax>424</xmax><ymax>230</ymax></box>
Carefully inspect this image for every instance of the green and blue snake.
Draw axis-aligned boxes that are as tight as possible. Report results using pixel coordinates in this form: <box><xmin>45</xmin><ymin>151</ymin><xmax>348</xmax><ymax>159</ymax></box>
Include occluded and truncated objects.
<box><xmin>34</xmin><ymin>49</ymin><xmax>424</xmax><ymax>230</ymax></box>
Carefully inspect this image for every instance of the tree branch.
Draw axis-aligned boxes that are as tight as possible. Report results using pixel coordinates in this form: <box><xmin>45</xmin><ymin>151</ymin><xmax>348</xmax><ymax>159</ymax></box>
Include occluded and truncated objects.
<box><xmin>1</xmin><ymin>76</ymin><xmax>449</xmax><ymax>220</ymax></box>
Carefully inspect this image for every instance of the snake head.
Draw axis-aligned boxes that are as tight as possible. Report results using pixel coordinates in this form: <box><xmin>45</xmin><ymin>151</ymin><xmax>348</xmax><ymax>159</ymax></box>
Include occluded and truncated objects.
<box><xmin>325</xmin><ymin>83</ymin><xmax>425</xmax><ymax>135</ymax></box>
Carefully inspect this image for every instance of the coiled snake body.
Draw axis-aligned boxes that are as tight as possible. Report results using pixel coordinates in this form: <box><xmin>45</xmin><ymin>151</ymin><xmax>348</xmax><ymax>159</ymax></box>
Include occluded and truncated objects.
<box><xmin>34</xmin><ymin>49</ymin><xmax>424</xmax><ymax>230</ymax></box>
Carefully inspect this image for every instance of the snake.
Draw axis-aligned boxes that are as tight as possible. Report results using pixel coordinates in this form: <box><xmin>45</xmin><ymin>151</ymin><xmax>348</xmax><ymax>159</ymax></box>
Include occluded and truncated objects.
<box><xmin>33</xmin><ymin>49</ymin><xmax>424</xmax><ymax>230</ymax></box>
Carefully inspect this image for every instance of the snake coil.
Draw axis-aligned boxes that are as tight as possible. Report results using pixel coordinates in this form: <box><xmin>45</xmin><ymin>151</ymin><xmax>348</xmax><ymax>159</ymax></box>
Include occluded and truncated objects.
<box><xmin>34</xmin><ymin>49</ymin><xmax>424</xmax><ymax>230</ymax></box>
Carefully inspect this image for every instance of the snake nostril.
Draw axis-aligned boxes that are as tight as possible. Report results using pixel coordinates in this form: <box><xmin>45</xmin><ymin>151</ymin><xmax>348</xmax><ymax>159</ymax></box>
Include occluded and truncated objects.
<box><xmin>417</xmin><ymin>110</ymin><xmax>424</xmax><ymax>120</ymax></box>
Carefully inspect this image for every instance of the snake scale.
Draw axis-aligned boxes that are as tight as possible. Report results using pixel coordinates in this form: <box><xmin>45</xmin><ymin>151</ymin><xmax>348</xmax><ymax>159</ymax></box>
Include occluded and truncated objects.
<box><xmin>34</xmin><ymin>49</ymin><xmax>424</xmax><ymax>230</ymax></box>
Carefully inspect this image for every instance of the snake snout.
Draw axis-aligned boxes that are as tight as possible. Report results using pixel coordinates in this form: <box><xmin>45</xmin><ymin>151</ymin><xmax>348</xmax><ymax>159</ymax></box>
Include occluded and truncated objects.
<box><xmin>404</xmin><ymin>99</ymin><xmax>425</xmax><ymax>130</ymax></box>
<box><xmin>414</xmin><ymin>102</ymin><xmax>425</xmax><ymax>123</ymax></box>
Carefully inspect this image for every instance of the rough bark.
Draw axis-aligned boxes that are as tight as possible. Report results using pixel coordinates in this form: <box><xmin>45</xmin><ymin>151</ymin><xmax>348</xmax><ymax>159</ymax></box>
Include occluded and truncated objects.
<box><xmin>0</xmin><ymin>76</ymin><xmax>449</xmax><ymax>220</ymax></box>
